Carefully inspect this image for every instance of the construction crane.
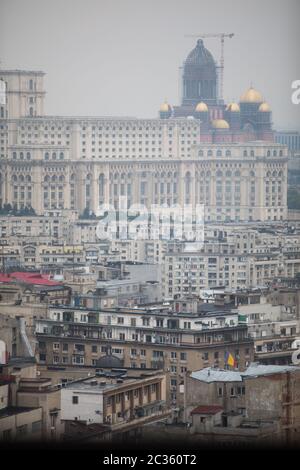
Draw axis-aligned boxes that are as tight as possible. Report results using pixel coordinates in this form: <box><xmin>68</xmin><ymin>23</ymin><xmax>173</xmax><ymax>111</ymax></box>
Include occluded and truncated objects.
<box><xmin>184</xmin><ymin>33</ymin><xmax>234</xmax><ymax>101</ymax></box>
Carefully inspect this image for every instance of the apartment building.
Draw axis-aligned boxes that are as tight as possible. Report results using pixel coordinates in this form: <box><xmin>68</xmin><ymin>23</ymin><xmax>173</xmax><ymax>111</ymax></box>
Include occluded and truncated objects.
<box><xmin>61</xmin><ymin>367</ymin><xmax>168</xmax><ymax>431</ymax></box>
<box><xmin>183</xmin><ymin>364</ymin><xmax>300</xmax><ymax>444</ymax></box>
<box><xmin>35</xmin><ymin>303</ymin><xmax>254</xmax><ymax>407</ymax></box>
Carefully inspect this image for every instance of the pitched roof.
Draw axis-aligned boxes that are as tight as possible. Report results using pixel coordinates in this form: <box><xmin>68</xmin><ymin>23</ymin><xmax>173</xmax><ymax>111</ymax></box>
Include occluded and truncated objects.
<box><xmin>0</xmin><ymin>274</ymin><xmax>11</xmax><ymax>283</ymax></box>
<box><xmin>242</xmin><ymin>364</ymin><xmax>300</xmax><ymax>378</ymax></box>
<box><xmin>190</xmin><ymin>364</ymin><xmax>300</xmax><ymax>384</ymax></box>
<box><xmin>4</xmin><ymin>272</ymin><xmax>62</xmax><ymax>286</ymax></box>
<box><xmin>191</xmin><ymin>405</ymin><xmax>223</xmax><ymax>415</ymax></box>
<box><xmin>191</xmin><ymin>368</ymin><xmax>243</xmax><ymax>383</ymax></box>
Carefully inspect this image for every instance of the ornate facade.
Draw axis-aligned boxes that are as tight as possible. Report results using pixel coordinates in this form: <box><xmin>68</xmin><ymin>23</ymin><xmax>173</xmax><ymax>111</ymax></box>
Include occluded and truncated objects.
<box><xmin>160</xmin><ymin>39</ymin><xmax>274</xmax><ymax>143</ymax></box>
<box><xmin>0</xmin><ymin>62</ymin><xmax>287</xmax><ymax>222</ymax></box>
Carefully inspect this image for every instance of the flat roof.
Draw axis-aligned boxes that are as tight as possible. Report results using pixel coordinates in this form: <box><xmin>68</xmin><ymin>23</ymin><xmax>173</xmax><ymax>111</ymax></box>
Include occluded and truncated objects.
<box><xmin>0</xmin><ymin>406</ymin><xmax>41</xmax><ymax>418</ymax></box>
<box><xmin>64</xmin><ymin>375</ymin><xmax>152</xmax><ymax>393</ymax></box>
<box><xmin>0</xmin><ymin>69</ymin><xmax>45</xmax><ymax>75</ymax></box>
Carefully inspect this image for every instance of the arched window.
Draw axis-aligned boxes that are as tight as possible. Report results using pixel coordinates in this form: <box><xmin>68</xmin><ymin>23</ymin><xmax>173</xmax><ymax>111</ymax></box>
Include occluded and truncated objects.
<box><xmin>45</xmin><ymin>152</ymin><xmax>49</xmax><ymax>160</ymax></box>
<box><xmin>226</xmin><ymin>170</ymin><xmax>232</xmax><ymax>177</ymax></box>
<box><xmin>52</xmin><ymin>152</ymin><xmax>57</xmax><ymax>160</ymax></box>
<box><xmin>267</xmin><ymin>150</ymin><xmax>271</xmax><ymax>157</ymax></box>
<box><xmin>26</xmin><ymin>175</ymin><xmax>31</xmax><ymax>182</ymax></box>
<box><xmin>207</xmin><ymin>150</ymin><xmax>213</xmax><ymax>157</ymax></box>
<box><xmin>279</xmin><ymin>150</ymin><xmax>283</xmax><ymax>157</ymax></box>
<box><xmin>273</xmin><ymin>150</ymin><xmax>277</xmax><ymax>156</ymax></box>
<box><xmin>29</xmin><ymin>107</ymin><xmax>33</xmax><ymax>117</ymax></box>
<box><xmin>225</xmin><ymin>150</ymin><xmax>231</xmax><ymax>157</ymax></box>
<box><xmin>59</xmin><ymin>152</ymin><xmax>64</xmax><ymax>160</ymax></box>
<box><xmin>26</xmin><ymin>152</ymin><xmax>31</xmax><ymax>160</ymax></box>
<box><xmin>216</xmin><ymin>170</ymin><xmax>223</xmax><ymax>177</ymax></box>
<box><xmin>216</xmin><ymin>149</ymin><xmax>222</xmax><ymax>157</ymax></box>
<box><xmin>12</xmin><ymin>152</ymin><xmax>17</xmax><ymax>159</ymax></box>
<box><xmin>243</xmin><ymin>150</ymin><xmax>247</xmax><ymax>157</ymax></box>
<box><xmin>20</xmin><ymin>152</ymin><xmax>24</xmax><ymax>160</ymax></box>
<box><xmin>29</xmin><ymin>79</ymin><xmax>34</xmax><ymax>90</ymax></box>
<box><xmin>198</xmin><ymin>150</ymin><xmax>204</xmax><ymax>157</ymax></box>
<box><xmin>234</xmin><ymin>170</ymin><xmax>240</xmax><ymax>177</ymax></box>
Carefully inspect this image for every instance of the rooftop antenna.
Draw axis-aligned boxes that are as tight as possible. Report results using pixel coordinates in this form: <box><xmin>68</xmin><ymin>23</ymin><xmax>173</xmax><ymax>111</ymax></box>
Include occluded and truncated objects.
<box><xmin>184</xmin><ymin>33</ymin><xmax>235</xmax><ymax>101</ymax></box>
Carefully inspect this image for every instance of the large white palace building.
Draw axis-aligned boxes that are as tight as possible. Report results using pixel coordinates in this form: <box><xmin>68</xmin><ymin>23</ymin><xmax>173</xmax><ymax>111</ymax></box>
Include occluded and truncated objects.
<box><xmin>0</xmin><ymin>68</ymin><xmax>288</xmax><ymax>222</ymax></box>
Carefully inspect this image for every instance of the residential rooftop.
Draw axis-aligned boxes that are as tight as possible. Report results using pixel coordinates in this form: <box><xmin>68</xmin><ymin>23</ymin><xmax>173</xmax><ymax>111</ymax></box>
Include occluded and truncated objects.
<box><xmin>190</xmin><ymin>363</ymin><xmax>300</xmax><ymax>383</ymax></box>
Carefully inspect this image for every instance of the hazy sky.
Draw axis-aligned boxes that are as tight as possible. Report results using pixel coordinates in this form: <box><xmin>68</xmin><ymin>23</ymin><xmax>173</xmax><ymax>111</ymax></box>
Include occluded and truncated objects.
<box><xmin>1</xmin><ymin>0</ymin><xmax>300</xmax><ymax>129</ymax></box>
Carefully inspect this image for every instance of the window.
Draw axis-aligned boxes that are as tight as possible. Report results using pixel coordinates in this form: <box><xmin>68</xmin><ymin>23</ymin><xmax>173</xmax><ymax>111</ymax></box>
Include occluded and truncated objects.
<box><xmin>203</xmin><ymin>352</ymin><xmax>209</xmax><ymax>361</ymax></box>
<box><xmin>180</xmin><ymin>352</ymin><xmax>187</xmax><ymax>361</ymax></box>
<box><xmin>2</xmin><ymin>429</ymin><xmax>12</xmax><ymax>441</ymax></box>
<box><xmin>72</xmin><ymin>396</ymin><xmax>79</xmax><ymax>404</ymax></box>
<box><xmin>218</xmin><ymin>387</ymin><xmax>223</xmax><ymax>397</ymax></box>
<box><xmin>92</xmin><ymin>345</ymin><xmax>97</xmax><ymax>353</ymax></box>
<box><xmin>32</xmin><ymin>421</ymin><xmax>42</xmax><ymax>433</ymax></box>
<box><xmin>16</xmin><ymin>424</ymin><xmax>28</xmax><ymax>436</ymax></box>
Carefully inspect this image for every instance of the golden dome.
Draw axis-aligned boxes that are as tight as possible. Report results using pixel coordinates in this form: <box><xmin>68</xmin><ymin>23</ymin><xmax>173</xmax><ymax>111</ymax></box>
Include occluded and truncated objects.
<box><xmin>211</xmin><ymin>119</ymin><xmax>230</xmax><ymax>129</ymax></box>
<box><xmin>160</xmin><ymin>101</ymin><xmax>170</xmax><ymax>112</ymax></box>
<box><xmin>227</xmin><ymin>102</ymin><xmax>240</xmax><ymax>112</ymax></box>
<box><xmin>240</xmin><ymin>87</ymin><xmax>263</xmax><ymax>103</ymax></box>
<box><xmin>195</xmin><ymin>101</ymin><xmax>208</xmax><ymax>112</ymax></box>
<box><xmin>258</xmin><ymin>102</ymin><xmax>271</xmax><ymax>112</ymax></box>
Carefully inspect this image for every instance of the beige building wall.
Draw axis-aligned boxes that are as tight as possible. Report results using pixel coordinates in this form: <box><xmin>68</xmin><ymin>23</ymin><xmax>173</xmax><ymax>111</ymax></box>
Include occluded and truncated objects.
<box><xmin>0</xmin><ymin>71</ymin><xmax>288</xmax><ymax>223</ymax></box>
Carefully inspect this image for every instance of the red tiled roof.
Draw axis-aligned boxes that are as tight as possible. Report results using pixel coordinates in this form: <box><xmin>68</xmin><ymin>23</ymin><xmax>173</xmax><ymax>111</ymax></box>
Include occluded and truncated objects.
<box><xmin>191</xmin><ymin>405</ymin><xmax>223</xmax><ymax>415</ymax></box>
<box><xmin>0</xmin><ymin>274</ymin><xmax>11</xmax><ymax>283</ymax></box>
<box><xmin>0</xmin><ymin>272</ymin><xmax>61</xmax><ymax>286</ymax></box>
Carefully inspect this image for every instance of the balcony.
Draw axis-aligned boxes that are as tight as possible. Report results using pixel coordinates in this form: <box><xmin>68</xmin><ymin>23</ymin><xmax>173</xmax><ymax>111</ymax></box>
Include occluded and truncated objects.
<box><xmin>73</xmin><ymin>349</ymin><xmax>85</xmax><ymax>355</ymax></box>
